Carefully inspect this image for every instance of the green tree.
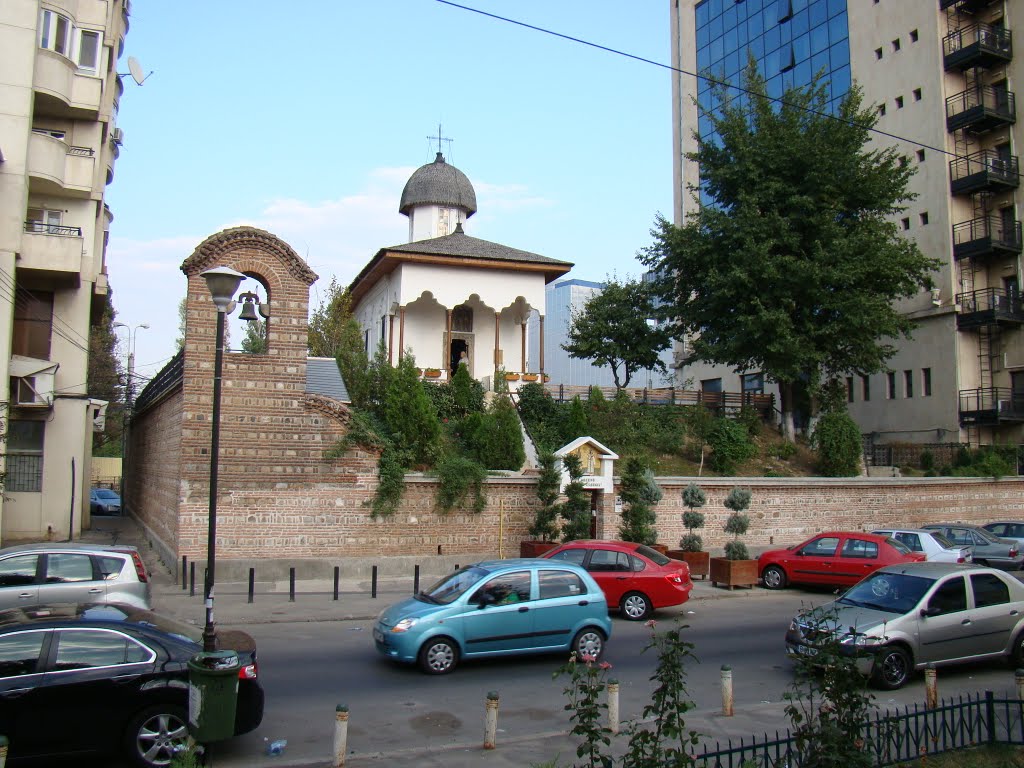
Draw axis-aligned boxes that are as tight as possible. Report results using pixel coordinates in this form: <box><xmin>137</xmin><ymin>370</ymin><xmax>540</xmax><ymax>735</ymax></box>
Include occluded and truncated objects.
<box><xmin>618</xmin><ymin>457</ymin><xmax>661</xmax><ymax>545</ymax></box>
<box><xmin>175</xmin><ymin>296</ymin><xmax>186</xmax><ymax>351</ymax></box>
<box><xmin>559</xmin><ymin>454</ymin><xmax>591</xmax><ymax>542</ymax></box>
<box><xmin>563</xmin><ymin>276</ymin><xmax>672</xmax><ymax>388</ymax></box>
<box><xmin>564</xmin><ymin>396</ymin><xmax>589</xmax><ymax>441</ymax></box>
<box><xmin>240</xmin><ymin>319</ymin><xmax>267</xmax><ymax>354</ymax></box>
<box><xmin>679</xmin><ymin>482</ymin><xmax>707</xmax><ymax>552</ymax></box>
<box><xmin>722</xmin><ymin>487</ymin><xmax>753</xmax><ymax>560</ymax></box>
<box><xmin>461</xmin><ymin>396</ymin><xmax>525</xmax><ymax>471</ymax></box>
<box><xmin>528</xmin><ymin>451</ymin><xmax>562</xmax><ymax>541</ymax></box>
<box><xmin>643</xmin><ymin>64</ymin><xmax>938</xmax><ymax>441</ymax></box>
<box><xmin>88</xmin><ymin>291</ymin><xmax>123</xmax><ymax>456</ymax></box>
<box><xmin>383</xmin><ymin>354</ymin><xmax>440</xmax><ymax>467</ymax></box>
<box><xmin>308</xmin><ymin>277</ymin><xmax>352</xmax><ymax>357</ymax></box>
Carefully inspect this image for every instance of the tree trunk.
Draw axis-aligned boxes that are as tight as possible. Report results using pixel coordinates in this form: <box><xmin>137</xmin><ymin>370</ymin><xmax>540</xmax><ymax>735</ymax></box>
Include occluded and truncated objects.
<box><xmin>779</xmin><ymin>380</ymin><xmax>796</xmax><ymax>443</ymax></box>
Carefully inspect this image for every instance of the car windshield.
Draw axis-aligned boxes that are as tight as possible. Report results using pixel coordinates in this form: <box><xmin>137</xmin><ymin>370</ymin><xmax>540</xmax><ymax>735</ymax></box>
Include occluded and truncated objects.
<box><xmin>837</xmin><ymin>571</ymin><xmax>934</xmax><ymax>613</ymax></box>
<box><xmin>635</xmin><ymin>545</ymin><xmax>669</xmax><ymax>566</ymax></box>
<box><xmin>418</xmin><ymin>566</ymin><xmax>489</xmax><ymax>605</ymax></box>
<box><xmin>975</xmin><ymin>527</ymin><xmax>1001</xmax><ymax>543</ymax></box>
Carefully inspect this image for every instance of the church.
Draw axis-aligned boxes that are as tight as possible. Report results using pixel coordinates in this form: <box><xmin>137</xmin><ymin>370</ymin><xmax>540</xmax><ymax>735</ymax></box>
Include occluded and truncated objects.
<box><xmin>348</xmin><ymin>151</ymin><xmax>572</xmax><ymax>390</ymax></box>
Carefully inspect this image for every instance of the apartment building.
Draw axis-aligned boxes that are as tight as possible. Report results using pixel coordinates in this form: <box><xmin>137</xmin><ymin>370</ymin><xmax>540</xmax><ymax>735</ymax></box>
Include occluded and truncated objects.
<box><xmin>669</xmin><ymin>0</ymin><xmax>1021</xmax><ymax>450</ymax></box>
<box><xmin>0</xmin><ymin>0</ymin><xmax>130</xmax><ymax>540</ymax></box>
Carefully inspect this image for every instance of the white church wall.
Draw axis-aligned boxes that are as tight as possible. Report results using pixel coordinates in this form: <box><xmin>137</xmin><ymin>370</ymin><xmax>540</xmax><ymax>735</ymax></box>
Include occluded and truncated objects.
<box><xmin>397</xmin><ymin>263</ymin><xmax>545</xmax><ymax>313</ymax></box>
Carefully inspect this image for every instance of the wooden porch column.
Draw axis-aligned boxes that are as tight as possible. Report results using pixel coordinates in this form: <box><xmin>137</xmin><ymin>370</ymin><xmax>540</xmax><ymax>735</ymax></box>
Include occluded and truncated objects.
<box><xmin>493</xmin><ymin>312</ymin><xmax>501</xmax><ymax>370</ymax></box>
<box><xmin>398</xmin><ymin>307</ymin><xmax>406</xmax><ymax>361</ymax></box>
<box><xmin>446</xmin><ymin>309</ymin><xmax>453</xmax><ymax>372</ymax></box>
<box><xmin>521</xmin><ymin>322</ymin><xmax>526</xmax><ymax>372</ymax></box>
<box><xmin>539</xmin><ymin>314</ymin><xmax>545</xmax><ymax>375</ymax></box>
<box><xmin>388</xmin><ymin>315</ymin><xmax>395</xmax><ymax>365</ymax></box>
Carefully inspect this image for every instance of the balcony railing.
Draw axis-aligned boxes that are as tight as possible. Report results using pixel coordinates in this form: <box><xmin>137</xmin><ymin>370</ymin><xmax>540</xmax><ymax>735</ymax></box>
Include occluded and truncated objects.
<box><xmin>959</xmin><ymin>387</ymin><xmax>1024</xmax><ymax>425</ymax></box>
<box><xmin>943</xmin><ymin>23</ymin><xmax>1012</xmax><ymax>71</ymax></box>
<box><xmin>946</xmin><ymin>86</ymin><xmax>1016</xmax><ymax>133</ymax></box>
<box><xmin>23</xmin><ymin>222</ymin><xmax>82</xmax><ymax>237</ymax></box>
<box><xmin>940</xmin><ymin>0</ymin><xmax>999</xmax><ymax>11</ymax></box>
<box><xmin>949</xmin><ymin>150</ymin><xmax>1019</xmax><ymax>195</ymax></box>
<box><xmin>952</xmin><ymin>216</ymin><xmax>1023</xmax><ymax>261</ymax></box>
<box><xmin>956</xmin><ymin>288</ymin><xmax>1024</xmax><ymax>328</ymax></box>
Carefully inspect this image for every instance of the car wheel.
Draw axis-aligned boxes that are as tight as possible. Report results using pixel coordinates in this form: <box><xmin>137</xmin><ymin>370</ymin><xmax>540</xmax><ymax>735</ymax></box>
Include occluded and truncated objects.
<box><xmin>418</xmin><ymin>636</ymin><xmax>459</xmax><ymax>675</ymax></box>
<box><xmin>124</xmin><ymin>703</ymin><xmax>189</xmax><ymax>768</ymax></box>
<box><xmin>620</xmin><ymin>591</ymin><xmax>652</xmax><ymax>621</ymax></box>
<box><xmin>761</xmin><ymin>565</ymin><xmax>787</xmax><ymax>590</ymax></box>
<box><xmin>572</xmin><ymin>627</ymin><xmax>606</xmax><ymax>661</ymax></box>
<box><xmin>1011</xmin><ymin>632</ymin><xmax>1024</xmax><ymax>667</ymax></box>
<box><xmin>872</xmin><ymin>645</ymin><xmax>912</xmax><ymax>690</ymax></box>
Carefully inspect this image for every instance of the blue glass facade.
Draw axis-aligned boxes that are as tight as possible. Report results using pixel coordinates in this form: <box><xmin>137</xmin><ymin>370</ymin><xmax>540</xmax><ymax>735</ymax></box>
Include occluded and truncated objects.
<box><xmin>695</xmin><ymin>0</ymin><xmax>852</xmax><ymax>142</ymax></box>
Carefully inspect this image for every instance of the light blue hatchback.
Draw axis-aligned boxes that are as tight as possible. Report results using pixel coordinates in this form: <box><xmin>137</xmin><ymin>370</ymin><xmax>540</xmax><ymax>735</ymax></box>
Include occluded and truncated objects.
<box><xmin>374</xmin><ymin>558</ymin><xmax>612</xmax><ymax>674</ymax></box>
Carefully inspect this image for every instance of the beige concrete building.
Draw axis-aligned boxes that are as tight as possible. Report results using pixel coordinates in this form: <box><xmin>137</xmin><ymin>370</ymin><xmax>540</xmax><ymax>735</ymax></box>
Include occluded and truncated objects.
<box><xmin>670</xmin><ymin>0</ymin><xmax>1021</xmax><ymax>455</ymax></box>
<box><xmin>0</xmin><ymin>0</ymin><xmax>130</xmax><ymax>540</ymax></box>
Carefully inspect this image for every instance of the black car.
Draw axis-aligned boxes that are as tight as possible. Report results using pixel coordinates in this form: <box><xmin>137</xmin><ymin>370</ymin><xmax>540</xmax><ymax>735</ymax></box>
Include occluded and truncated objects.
<box><xmin>0</xmin><ymin>603</ymin><xmax>264</xmax><ymax>767</ymax></box>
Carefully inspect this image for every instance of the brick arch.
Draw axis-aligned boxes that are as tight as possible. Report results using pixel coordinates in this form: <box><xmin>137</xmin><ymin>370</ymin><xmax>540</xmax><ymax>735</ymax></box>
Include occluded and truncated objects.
<box><xmin>181</xmin><ymin>226</ymin><xmax>318</xmax><ymax>286</ymax></box>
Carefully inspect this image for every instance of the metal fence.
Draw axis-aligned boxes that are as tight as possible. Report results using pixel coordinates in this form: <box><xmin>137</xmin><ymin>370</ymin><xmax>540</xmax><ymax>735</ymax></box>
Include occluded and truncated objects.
<box><xmin>694</xmin><ymin>690</ymin><xmax>1024</xmax><ymax>768</ymax></box>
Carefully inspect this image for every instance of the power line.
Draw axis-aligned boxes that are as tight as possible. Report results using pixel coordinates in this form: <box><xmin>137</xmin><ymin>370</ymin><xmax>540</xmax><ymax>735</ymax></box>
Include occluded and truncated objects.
<box><xmin>434</xmin><ymin>1</ymin><xmax>1020</xmax><ymax>178</ymax></box>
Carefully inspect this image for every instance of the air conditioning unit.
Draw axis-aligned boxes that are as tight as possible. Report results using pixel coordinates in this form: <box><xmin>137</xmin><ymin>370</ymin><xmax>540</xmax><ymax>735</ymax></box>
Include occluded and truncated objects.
<box><xmin>110</xmin><ymin>127</ymin><xmax>124</xmax><ymax>146</ymax></box>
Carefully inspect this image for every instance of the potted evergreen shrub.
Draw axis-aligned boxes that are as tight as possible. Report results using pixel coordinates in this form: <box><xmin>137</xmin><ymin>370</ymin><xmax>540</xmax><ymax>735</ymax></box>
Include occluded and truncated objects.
<box><xmin>520</xmin><ymin>452</ymin><xmax>561</xmax><ymax>557</ymax></box>
<box><xmin>709</xmin><ymin>487</ymin><xmax>758</xmax><ymax>589</ymax></box>
<box><xmin>668</xmin><ymin>483</ymin><xmax>709</xmax><ymax>579</ymax></box>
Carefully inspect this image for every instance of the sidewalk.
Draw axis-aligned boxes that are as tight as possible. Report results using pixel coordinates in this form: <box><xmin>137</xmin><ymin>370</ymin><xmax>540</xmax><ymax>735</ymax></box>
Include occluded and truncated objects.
<box><xmin>79</xmin><ymin>516</ymin><xmax>791</xmax><ymax>768</ymax></box>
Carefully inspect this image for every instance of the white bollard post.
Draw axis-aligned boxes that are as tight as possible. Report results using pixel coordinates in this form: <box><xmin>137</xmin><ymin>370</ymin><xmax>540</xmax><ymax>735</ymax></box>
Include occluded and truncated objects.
<box><xmin>1016</xmin><ymin>669</ymin><xmax>1024</xmax><ymax>701</ymax></box>
<box><xmin>607</xmin><ymin>679</ymin><xmax>620</xmax><ymax>735</ymax></box>
<box><xmin>721</xmin><ymin>664</ymin><xmax>734</xmax><ymax>716</ymax></box>
<box><xmin>484</xmin><ymin>691</ymin><xmax>499</xmax><ymax>750</ymax></box>
<box><xmin>925</xmin><ymin>664</ymin><xmax>937</xmax><ymax>709</ymax></box>
<box><xmin>333</xmin><ymin>705</ymin><xmax>349</xmax><ymax>767</ymax></box>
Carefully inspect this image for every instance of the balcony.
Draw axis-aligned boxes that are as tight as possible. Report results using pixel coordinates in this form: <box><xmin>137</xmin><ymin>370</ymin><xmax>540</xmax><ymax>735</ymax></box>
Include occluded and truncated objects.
<box><xmin>949</xmin><ymin>150</ymin><xmax>1020</xmax><ymax>195</ymax></box>
<box><xmin>940</xmin><ymin>0</ymin><xmax>998</xmax><ymax>11</ymax></box>
<box><xmin>943</xmin><ymin>24</ymin><xmax>1012</xmax><ymax>71</ymax></box>
<box><xmin>953</xmin><ymin>216</ymin><xmax>1023</xmax><ymax>261</ymax></box>
<box><xmin>27</xmin><ymin>132</ymin><xmax>95</xmax><ymax>198</ymax></box>
<box><xmin>946</xmin><ymin>87</ymin><xmax>1016</xmax><ymax>134</ymax></box>
<box><xmin>956</xmin><ymin>288</ymin><xmax>1024</xmax><ymax>329</ymax></box>
<box><xmin>19</xmin><ymin>224</ymin><xmax>83</xmax><ymax>284</ymax></box>
<box><xmin>33</xmin><ymin>49</ymin><xmax>102</xmax><ymax>120</ymax></box>
<box><xmin>959</xmin><ymin>387</ymin><xmax>1024</xmax><ymax>426</ymax></box>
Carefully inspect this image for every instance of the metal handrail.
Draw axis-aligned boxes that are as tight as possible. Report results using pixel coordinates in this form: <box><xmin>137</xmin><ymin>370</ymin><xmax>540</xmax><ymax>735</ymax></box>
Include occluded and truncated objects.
<box><xmin>23</xmin><ymin>222</ymin><xmax>82</xmax><ymax>237</ymax></box>
<box><xmin>943</xmin><ymin>22</ymin><xmax>1013</xmax><ymax>57</ymax></box>
<box><xmin>949</xmin><ymin>150</ymin><xmax>1019</xmax><ymax>184</ymax></box>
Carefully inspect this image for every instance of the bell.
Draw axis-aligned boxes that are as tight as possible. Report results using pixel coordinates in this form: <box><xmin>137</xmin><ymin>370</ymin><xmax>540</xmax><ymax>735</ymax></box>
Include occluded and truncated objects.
<box><xmin>238</xmin><ymin>300</ymin><xmax>259</xmax><ymax>322</ymax></box>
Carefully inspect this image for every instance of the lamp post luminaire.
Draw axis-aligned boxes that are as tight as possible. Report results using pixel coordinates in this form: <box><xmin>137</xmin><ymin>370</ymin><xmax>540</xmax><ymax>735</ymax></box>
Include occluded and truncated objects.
<box><xmin>112</xmin><ymin>321</ymin><xmax>150</xmax><ymax>408</ymax></box>
<box><xmin>199</xmin><ymin>266</ymin><xmax>247</xmax><ymax>653</ymax></box>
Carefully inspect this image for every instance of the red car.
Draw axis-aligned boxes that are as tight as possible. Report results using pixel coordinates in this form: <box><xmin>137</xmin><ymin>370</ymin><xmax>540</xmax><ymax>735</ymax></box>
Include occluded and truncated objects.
<box><xmin>758</xmin><ymin>531</ymin><xmax>925</xmax><ymax>590</ymax></box>
<box><xmin>543</xmin><ymin>540</ymin><xmax>692</xmax><ymax>620</ymax></box>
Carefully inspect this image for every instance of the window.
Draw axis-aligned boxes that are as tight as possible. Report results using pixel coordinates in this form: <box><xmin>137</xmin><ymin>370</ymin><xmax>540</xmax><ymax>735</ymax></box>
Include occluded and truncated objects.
<box><xmin>0</xmin><ymin>632</ymin><xmax>46</xmax><ymax>678</ymax></box>
<box><xmin>470</xmin><ymin>571</ymin><xmax>531</xmax><ymax>605</ymax></box>
<box><xmin>39</xmin><ymin>10</ymin><xmax>72</xmax><ymax>55</ymax></box>
<box><xmin>861</xmin><ymin>375</ymin><xmax>871</xmax><ymax>401</ymax></box>
<box><xmin>917</xmin><ymin>149</ymin><xmax>926</xmax><ymax>162</ymax></box>
<box><xmin>892</xmin><ymin>38</ymin><xmax>901</xmax><ymax>52</ymax></box>
<box><xmin>587</xmin><ymin>550</ymin><xmax>632</xmax><ymax>572</ymax></box>
<box><xmin>875</xmin><ymin>48</ymin><xmax>883</xmax><ymax>60</ymax></box>
<box><xmin>547</xmin><ymin>548</ymin><xmax>585</xmax><ymax>566</ymax></box>
<box><xmin>6</xmin><ymin>421</ymin><xmax>44</xmax><ymax>493</ymax></box>
<box><xmin>927</xmin><ymin>577</ymin><xmax>967</xmax><ymax>615</ymax></box>
<box><xmin>887</xmin><ymin>371</ymin><xmax>896</xmax><ymax>399</ymax></box>
<box><xmin>802</xmin><ymin>537</ymin><xmax>840</xmax><ymax>557</ymax></box>
<box><xmin>46</xmin><ymin>554</ymin><xmax>94</xmax><ymax>583</ymax></box>
<box><xmin>920</xmin><ymin>212</ymin><xmax>929</xmax><ymax>226</ymax></box>
<box><xmin>38</xmin><ymin>10</ymin><xmax>103</xmax><ymax>73</ymax></box>
<box><xmin>701</xmin><ymin>378</ymin><xmax>723</xmax><ymax>393</ymax></box>
<box><xmin>777</xmin><ymin>0</ymin><xmax>793</xmax><ymax>23</ymax></box>
<box><xmin>971</xmin><ymin>573</ymin><xmax>1010</xmax><ymax>608</ymax></box>
<box><xmin>538</xmin><ymin>570</ymin><xmax>586</xmax><ymax>599</ymax></box>
<box><xmin>0</xmin><ymin>554</ymin><xmax>39</xmax><ymax>587</ymax></box>
<box><xmin>841</xmin><ymin>538</ymin><xmax>879</xmax><ymax>559</ymax></box>
<box><xmin>31</xmin><ymin>128</ymin><xmax>66</xmax><ymax>140</ymax></box>
<box><xmin>12</xmin><ymin>290</ymin><xmax>54</xmax><ymax>359</ymax></box>
<box><xmin>77</xmin><ymin>30</ymin><xmax>101</xmax><ymax>72</ymax></box>
<box><xmin>26</xmin><ymin>208</ymin><xmax>62</xmax><ymax>234</ymax></box>
<box><xmin>910</xmin><ymin>29</ymin><xmax>919</xmax><ymax>43</ymax></box>
<box><xmin>901</xmin><ymin>217</ymin><xmax>910</xmax><ymax>230</ymax></box>
<box><xmin>895</xmin><ymin>96</ymin><xmax>904</xmax><ymax>109</ymax></box>
<box><xmin>922</xmin><ymin>368</ymin><xmax>932</xmax><ymax>397</ymax></box>
<box><xmin>913</xmin><ymin>88</ymin><xmax>922</xmax><ymax>101</ymax></box>
<box><xmin>904</xmin><ymin>370</ymin><xmax>913</xmax><ymax>398</ymax></box>
<box><xmin>893</xmin><ymin>532</ymin><xmax>922</xmax><ymax>552</ymax></box>
<box><xmin>53</xmin><ymin>629</ymin><xmax>152</xmax><ymax>670</ymax></box>
<box><xmin>846</xmin><ymin>376</ymin><xmax>854</xmax><ymax>403</ymax></box>
<box><xmin>741</xmin><ymin>372</ymin><xmax>763</xmax><ymax>394</ymax></box>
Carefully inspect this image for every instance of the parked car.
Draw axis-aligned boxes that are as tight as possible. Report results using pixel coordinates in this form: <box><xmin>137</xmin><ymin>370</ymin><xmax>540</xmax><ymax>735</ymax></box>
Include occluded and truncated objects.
<box><xmin>921</xmin><ymin>524</ymin><xmax>1024</xmax><ymax>570</ymax></box>
<box><xmin>982</xmin><ymin>521</ymin><xmax>1024</xmax><ymax>546</ymax></box>
<box><xmin>374</xmin><ymin>559</ymin><xmax>611</xmax><ymax>674</ymax></box>
<box><xmin>870</xmin><ymin>528</ymin><xmax>972</xmax><ymax>564</ymax></box>
<box><xmin>758</xmin><ymin>531</ymin><xmax>925</xmax><ymax>590</ymax></box>
<box><xmin>784</xmin><ymin>562</ymin><xmax>1024</xmax><ymax>689</ymax></box>
<box><xmin>0</xmin><ymin>543</ymin><xmax>151</xmax><ymax>610</ymax></box>
<box><xmin>542</xmin><ymin>540</ymin><xmax>693</xmax><ymax>620</ymax></box>
<box><xmin>90</xmin><ymin>487</ymin><xmax>122</xmax><ymax>515</ymax></box>
<box><xmin>0</xmin><ymin>602</ymin><xmax>264</xmax><ymax>767</ymax></box>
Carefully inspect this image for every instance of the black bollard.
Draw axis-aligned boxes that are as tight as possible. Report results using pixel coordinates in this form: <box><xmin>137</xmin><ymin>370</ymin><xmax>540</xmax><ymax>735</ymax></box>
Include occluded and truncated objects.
<box><xmin>371</xmin><ymin>565</ymin><xmax>378</xmax><ymax>599</ymax></box>
<box><xmin>189</xmin><ymin>561</ymin><xmax>196</xmax><ymax>597</ymax></box>
<box><xmin>248</xmin><ymin>568</ymin><xmax>255</xmax><ymax>604</ymax></box>
<box><xmin>414</xmin><ymin>565</ymin><xmax>420</xmax><ymax>595</ymax></box>
<box><xmin>289</xmin><ymin>567</ymin><xmax>296</xmax><ymax>602</ymax></box>
<box><xmin>333</xmin><ymin>566</ymin><xmax>340</xmax><ymax>601</ymax></box>
<box><xmin>181</xmin><ymin>556</ymin><xmax>187</xmax><ymax>591</ymax></box>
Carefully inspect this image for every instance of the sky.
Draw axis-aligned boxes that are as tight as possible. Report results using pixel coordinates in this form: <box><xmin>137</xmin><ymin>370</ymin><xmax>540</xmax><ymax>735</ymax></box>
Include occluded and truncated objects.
<box><xmin>105</xmin><ymin>1</ymin><xmax>675</xmax><ymax>384</ymax></box>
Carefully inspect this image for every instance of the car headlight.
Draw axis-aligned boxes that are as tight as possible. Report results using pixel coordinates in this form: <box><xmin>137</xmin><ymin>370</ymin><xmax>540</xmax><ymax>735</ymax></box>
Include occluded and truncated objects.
<box><xmin>391</xmin><ymin>618</ymin><xmax>418</xmax><ymax>633</ymax></box>
<box><xmin>840</xmin><ymin>632</ymin><xmax>881</xmax><ymax>647</ymax></box>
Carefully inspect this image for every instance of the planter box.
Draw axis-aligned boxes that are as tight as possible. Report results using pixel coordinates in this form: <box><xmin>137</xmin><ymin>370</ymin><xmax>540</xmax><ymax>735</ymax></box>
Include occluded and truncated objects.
<box><xmin>520</xmin><ymin>540</ymin><xmax>558</xmax><ymax>558</ymax></box>
<box><xmin>522</xmin><ymin>374</ymin><xmax>539</xmax><ymax>382</ymax></box>
<box><xmin>505</xmin><ymin>373</ymin><xmax>520</xmax><ymax>381</ymax></box>
<box><xmin>424</xmin><ymin>370</ymin><xmax>441</xmax><ymax>378</ymax></box>
<box><xmin>666</xmin><ymin>550</ymin><xmax>709</xmax><ymax>580</ymax></box>
<box><xmin>709</xmin><ymin>557</ymin><xmax>758</xmax><ymax>590</ymax></box>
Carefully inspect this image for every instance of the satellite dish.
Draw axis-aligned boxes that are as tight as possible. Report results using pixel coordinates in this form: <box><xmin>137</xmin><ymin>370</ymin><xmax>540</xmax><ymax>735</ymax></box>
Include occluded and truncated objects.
<box><xmin>126</xmin><ymin>56</ymin><xmax>151</xmax><ymax>85</ymax></box>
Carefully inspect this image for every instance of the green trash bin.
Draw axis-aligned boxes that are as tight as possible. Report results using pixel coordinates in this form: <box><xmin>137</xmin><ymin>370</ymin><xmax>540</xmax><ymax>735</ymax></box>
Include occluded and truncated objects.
<box><xmin>187</xmin><ymin>650</ymin><xmax>239</xmax><ymax>743</ymax></box>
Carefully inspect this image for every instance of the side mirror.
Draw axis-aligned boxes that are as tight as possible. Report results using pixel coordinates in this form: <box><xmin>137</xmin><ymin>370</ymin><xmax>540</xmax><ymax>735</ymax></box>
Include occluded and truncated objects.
<box><xmin>920</xmin><ymin>606</ymin><xmax>938</xmax><ymax>618</ymax></box>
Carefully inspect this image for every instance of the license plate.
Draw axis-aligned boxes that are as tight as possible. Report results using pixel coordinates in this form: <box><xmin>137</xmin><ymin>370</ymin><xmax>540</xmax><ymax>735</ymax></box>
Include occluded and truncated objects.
<box><xmin>791</xmin><ymin>643</ymin><xmax>817</xmax><ymax>657</ymax></box>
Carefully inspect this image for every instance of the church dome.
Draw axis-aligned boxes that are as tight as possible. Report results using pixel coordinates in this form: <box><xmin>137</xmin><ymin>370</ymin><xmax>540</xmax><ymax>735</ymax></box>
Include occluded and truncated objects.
<box><xmin>399</xmin><ymin>152</ymin><xmax>477</xmax><ymax>218</ymax></box>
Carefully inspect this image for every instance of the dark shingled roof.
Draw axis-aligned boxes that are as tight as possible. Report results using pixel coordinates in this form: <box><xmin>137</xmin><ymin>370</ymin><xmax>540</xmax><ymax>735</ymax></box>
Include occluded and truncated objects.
<box><xmin>383</xmin><ymin>226</ymin><xmax>572</xmax><ymax>267</ymax></box>
<box><xmin>305</xmin><ymin>358</ymin><xmax>349</xmax><ymax>403</ymax></box>
<box><xmin>399</xmin><ymin>153</ymin><xmax>478</xmax><ymax>217</ymax></box>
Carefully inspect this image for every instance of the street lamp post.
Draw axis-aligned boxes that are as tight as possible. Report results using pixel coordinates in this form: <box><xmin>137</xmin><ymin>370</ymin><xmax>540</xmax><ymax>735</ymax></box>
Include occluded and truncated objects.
<box><xmin>199</xmin><ymin>266</ymin><xmax>246</xmax><ymax>652</ymax></box>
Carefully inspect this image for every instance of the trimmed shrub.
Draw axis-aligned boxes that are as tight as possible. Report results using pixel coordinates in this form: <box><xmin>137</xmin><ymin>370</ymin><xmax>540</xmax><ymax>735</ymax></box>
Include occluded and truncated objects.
<box><xmin>811</xmin><ymin>410</ymin><xmax>862</xmax><ymax>477</ymax></box>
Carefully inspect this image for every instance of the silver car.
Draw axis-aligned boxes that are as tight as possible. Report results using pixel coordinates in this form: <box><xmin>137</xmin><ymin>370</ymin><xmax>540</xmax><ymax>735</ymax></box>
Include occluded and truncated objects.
<box><xmin>0</xmin><ymin>543</ymin><xmax>151</xmax><ymax>610</ymax></box>
<box><xmin>870</xmin><ymin>528</ymin><xmax>972</xmax><ymax>564</ymax></box>
<box><xmin>785</xmin><ymin>562</ymin><xmax>1024</xmax><ymax>690</ymax></box>
<box><xmin>921</xmin><ymin>523</ymin><xmax>1024</xmax><ymax>570</ymax></box>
